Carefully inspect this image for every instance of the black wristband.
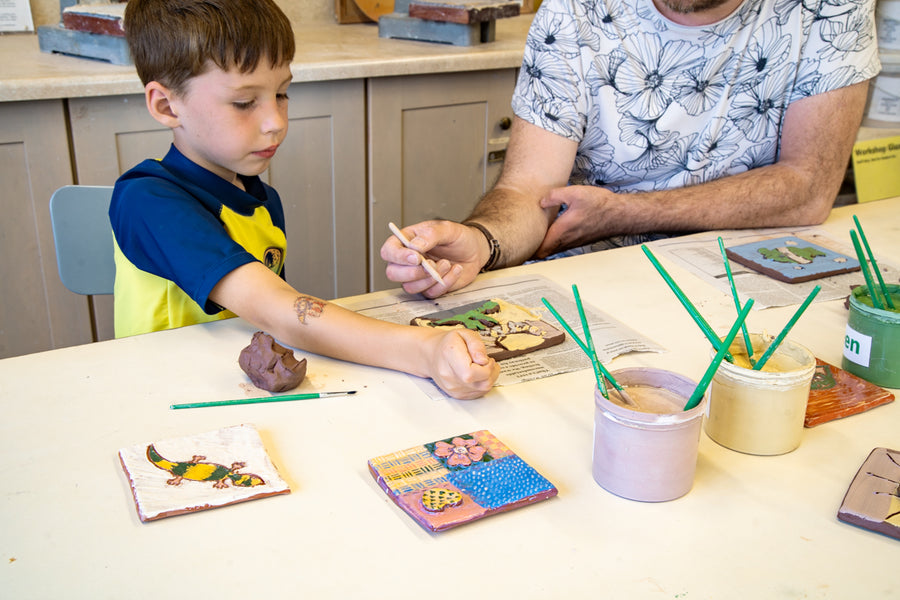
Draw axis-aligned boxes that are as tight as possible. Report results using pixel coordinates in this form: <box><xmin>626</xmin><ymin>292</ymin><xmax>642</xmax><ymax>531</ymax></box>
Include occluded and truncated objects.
<box><xmin>464</xmin><ymin>221</ymin><xmax>501</xmax><ymax>272</ymax></box>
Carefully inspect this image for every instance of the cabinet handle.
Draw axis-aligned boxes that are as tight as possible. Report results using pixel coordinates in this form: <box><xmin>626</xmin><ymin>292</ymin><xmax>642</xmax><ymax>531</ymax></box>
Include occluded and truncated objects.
<box><xmin>499</xmin><ymin>117</ymin><xmax>512</xmax><ymax>130</ymax></box>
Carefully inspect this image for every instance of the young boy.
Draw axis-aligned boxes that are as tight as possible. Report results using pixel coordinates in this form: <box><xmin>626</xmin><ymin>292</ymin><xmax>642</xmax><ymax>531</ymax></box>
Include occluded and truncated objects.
<box><xmin>110</xmin><ymin>0</ymin><xmax>499</xmax><ymax>399</ymax></box>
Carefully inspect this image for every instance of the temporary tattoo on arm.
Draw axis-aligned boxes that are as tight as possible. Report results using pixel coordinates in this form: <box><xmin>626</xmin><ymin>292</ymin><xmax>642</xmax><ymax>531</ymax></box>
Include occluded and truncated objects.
<box><xmin>294</xmin><ymin>295</ymin><xmax>326</xmax><ymax>325</ymax></box>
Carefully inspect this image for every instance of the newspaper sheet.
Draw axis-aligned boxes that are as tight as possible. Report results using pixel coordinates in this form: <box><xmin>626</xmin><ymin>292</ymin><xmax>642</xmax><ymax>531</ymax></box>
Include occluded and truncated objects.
<box><xmin>339</xmin><ymin>274</ymin><xmax>665</xmax><ymax>399</ymax></box>
<box><xmin>648</xmin><ymin>227</ymin><xmax>900</xmax><ymax>310</ymax></box>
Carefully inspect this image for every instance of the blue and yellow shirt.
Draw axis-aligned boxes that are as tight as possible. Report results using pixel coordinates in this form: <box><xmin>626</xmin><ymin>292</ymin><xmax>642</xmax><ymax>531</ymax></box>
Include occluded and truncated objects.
<box><xmin>109</xmin><ymin>145</ymin><xmax>286</xmax><ymax>338</ymax></box>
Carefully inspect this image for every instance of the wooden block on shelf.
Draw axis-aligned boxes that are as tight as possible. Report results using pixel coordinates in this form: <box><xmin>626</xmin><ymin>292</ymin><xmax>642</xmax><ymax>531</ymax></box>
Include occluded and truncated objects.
<box><xmin>379</xmin><ymin>12</ymin><xmax>497</xmax><ymax>45</ymax></box>
<box><xmin>335</xmin><ymin>0</ymin><xmax>375</xmax><ymax>24</ymax></box>
<box><xmin>408</xmin><ymin>0</ymin><xmax>520</xmax><ymax>24</ymax></box>
<box><xmin>62</xmin><ymin>2</ymin><xmax>126</xmax><ymax>37</ymax></box>
<box><xmin>38</xmin><ymin>24</ymin><xmax>131</xmax><ymax>65</ymax></box>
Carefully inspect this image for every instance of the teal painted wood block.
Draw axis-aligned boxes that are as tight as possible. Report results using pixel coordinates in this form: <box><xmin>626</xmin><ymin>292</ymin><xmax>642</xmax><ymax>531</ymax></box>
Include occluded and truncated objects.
<box><xmin>378</xmin><ymin>12</ymin><xmax>495</xmax><ymax>45</ymax></box>
<box><xmin>37</xmin><ymin>24</ymin><xmax>131</xmax><ymax>65</ymax></box>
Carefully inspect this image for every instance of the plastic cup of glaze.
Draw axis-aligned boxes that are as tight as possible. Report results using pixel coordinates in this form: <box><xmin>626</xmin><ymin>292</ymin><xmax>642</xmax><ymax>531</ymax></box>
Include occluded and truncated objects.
<box><xmin>705</xmin><ymin>334</ymin><xmax>816</xmax><ymax>456</ymax></box>
<box><xmin>842</xmin><ymin>284</ymin><xmax>900</xmax><ymax>389</ymax></box>
<box><xmin>592</xmin><ymin>368</ymin><xmax>705</xmax><ymax>502</ymax></box>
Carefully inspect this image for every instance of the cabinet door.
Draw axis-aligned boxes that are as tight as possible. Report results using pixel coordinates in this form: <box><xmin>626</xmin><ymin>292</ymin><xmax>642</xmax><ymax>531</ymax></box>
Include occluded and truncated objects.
<box><xmin>269</xmin><ymin>79</ymin><xmax>366</xmax><ymax>300</ymax></box>
<box><xmin>68</xmin><ymin>78</ymin><xmax>366</xmax><ymax>342</ymax></box>
<box><xmin>0</xmin><ymin>100</ymin><xmax>79</xmax><ymax>359</ymax></box>
<box><xmin>367</xmin><ymin>69</ymin><xmax>517</xmax><ymax>292</ymax></box>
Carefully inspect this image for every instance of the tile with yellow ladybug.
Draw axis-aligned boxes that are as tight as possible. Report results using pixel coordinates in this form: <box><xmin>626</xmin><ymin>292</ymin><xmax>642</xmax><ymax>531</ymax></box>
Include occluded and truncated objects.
<box><xmin>118</xmin><ymin>424</ymin><xmax>290</xmax><ymax>522</ymax></box>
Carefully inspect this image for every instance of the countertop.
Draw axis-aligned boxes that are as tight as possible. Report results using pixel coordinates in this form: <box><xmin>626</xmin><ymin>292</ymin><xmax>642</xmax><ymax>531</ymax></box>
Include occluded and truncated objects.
<box><xmin>0</xmin><ymin>17</ymin><xmax>534</xmax><ymax>102</ymax></box>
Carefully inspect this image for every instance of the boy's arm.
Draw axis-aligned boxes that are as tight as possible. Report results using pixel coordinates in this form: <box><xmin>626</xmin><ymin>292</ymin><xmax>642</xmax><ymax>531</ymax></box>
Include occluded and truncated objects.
<box><xmin>208</xmin><ymin>261</ymin><xmax>499</xmax><ymax>399</ymax></box>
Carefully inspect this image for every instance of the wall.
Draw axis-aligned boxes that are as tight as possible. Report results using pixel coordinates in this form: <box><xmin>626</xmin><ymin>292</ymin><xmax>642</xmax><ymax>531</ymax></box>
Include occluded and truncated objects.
<box><xmin>29</xmin><ymin>0</ymin><xmax>337</xmax><ymax>28</ymax></box>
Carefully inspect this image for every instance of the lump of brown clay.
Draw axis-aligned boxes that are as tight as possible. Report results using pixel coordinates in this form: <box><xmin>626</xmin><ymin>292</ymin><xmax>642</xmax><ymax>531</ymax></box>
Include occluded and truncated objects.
<box><xmin>238</xmin><ymin>331</ymin><xmax>307</xmax><ymax>392</ymax></box>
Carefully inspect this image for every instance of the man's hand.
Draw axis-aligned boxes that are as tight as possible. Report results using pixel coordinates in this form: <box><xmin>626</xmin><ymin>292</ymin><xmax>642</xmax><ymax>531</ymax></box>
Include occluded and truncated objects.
<box><xmin>380</xmin><ymin>220</ymin><xmax>486</xmax><ymax>298</ymax></box>
<box><xmin>536</xmin><ymin>185</ymin><xmax>621</xmax><ymax>258</ymax></box>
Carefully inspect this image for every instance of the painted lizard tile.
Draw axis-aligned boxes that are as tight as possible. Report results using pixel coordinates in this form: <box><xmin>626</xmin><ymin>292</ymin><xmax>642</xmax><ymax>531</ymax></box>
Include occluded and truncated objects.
<box><xmin>118</xmin><ymin>424</ymin><xmax>290</xmax><ymax>522</ymax></box>
<box><xmin>368</xmin><ymin>430</ymin><xmax>558</xmax><ymax>532</ymax></box>
<box><xmin>410</xmin><ymin>298</ymin><xmax>565</xmax><ymax>360</ymax></box>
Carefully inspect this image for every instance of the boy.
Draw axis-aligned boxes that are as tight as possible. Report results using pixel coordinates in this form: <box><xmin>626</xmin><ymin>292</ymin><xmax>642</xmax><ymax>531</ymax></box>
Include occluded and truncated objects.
<box><xmin>110</xmin><ymin>0</ymin><xmax>499</xmax><ymax>399</ymax></box>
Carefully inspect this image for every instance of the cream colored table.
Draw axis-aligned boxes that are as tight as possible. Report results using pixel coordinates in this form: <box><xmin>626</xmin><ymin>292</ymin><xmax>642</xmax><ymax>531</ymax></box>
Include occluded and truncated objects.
<box><xmin>2</xmin><ymin>200</ymin><xmax>898</xmax><ymax>598</ymax></box>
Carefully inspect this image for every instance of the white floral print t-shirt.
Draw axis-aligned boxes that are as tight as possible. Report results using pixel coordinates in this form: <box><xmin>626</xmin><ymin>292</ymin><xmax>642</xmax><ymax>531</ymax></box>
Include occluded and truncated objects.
<box><xmin>512</xmin><ymin>0</ymin><xmax>881</xmax><ymax>193</ymax></box>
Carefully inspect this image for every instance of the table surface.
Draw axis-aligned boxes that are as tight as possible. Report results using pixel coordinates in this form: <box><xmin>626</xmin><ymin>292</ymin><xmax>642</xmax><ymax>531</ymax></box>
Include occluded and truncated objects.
<box><xmin>2</xmin><ymin>199</ymin><xmax>898</xmax><ymax>599</ymax></box>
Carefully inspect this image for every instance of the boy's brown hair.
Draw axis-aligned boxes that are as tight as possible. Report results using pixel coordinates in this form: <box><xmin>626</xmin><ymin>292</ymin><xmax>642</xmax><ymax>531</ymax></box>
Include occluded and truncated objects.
<box><xmin>124</xmin><ymin>0</ymin><xmax>295</xmax><ymax>95</ymax></box>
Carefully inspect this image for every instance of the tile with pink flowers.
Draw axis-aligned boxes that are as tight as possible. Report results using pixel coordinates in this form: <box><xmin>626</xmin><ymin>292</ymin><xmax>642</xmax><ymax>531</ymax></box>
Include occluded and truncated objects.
<box><xmin>368</xmin><ymin>430</ymin><xmax>557</xmax><ymax>532</ymax></box>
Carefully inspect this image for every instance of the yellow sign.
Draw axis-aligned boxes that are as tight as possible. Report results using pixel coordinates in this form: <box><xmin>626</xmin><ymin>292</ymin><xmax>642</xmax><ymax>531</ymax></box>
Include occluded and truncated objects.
<box><xmin>851</xmin><ymin>135</ymin><xmax>900</xmax><ymax>203</ymax></box>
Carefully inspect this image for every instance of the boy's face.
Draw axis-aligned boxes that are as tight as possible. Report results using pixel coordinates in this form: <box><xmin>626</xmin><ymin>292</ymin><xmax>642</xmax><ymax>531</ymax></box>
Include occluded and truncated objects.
<box><xmin>167</xmin><ymin>61</ymin><xmax>293</xmax><ymax>185</ymax></box>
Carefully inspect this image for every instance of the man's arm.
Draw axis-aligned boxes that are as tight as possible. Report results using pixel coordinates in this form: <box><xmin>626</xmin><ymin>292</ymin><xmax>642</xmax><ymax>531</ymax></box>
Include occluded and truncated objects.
<box><xmin>380</xmin><ymin>80</ymin><xmax>869</xmax><ymax>292</ymax></box>
<box><xmin>464</xmin><ymin>116</ymin><xmax>578</xmax><ymax>268</ymax></box>
<box><xmin>535</xmin><ymin>81</ymin><xmax>870</xmax><ymax>257</ymax></box>
<box><xmin>378</xmin><ymin>117</ymin><xmax>577</xmax><ymax>295</ymax></box>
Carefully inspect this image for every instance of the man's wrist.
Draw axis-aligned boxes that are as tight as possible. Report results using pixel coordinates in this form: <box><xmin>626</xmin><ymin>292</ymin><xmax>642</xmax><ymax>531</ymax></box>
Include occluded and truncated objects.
<box><xmin>463</xmin><ymin>221</ymin><xmax>501</xmax><ymax>272</ymax></box>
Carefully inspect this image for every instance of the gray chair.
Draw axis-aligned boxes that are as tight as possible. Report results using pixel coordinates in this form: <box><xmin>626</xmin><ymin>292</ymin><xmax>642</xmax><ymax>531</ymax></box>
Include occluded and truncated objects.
<box><xmin>49</xmin><ymin>185</ymin><xmax>116</xmax><ymax>296</ymax></box>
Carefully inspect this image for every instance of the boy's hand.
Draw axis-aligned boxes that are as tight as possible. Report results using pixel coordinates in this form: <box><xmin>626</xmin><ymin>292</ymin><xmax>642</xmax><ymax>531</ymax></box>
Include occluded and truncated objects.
<box><xmin>428</xmin><ymin>329</ymin><xmax>499</xmax><ymax>399</ymax></box>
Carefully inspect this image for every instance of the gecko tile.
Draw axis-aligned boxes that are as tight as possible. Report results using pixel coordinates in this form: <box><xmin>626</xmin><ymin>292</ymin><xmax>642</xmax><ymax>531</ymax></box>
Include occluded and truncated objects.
<box><xmin>410</xmin><ymin>298</ymin><xmax>565</xmax><ymax>360</ymax></box>
<box><xmin>368</xmin><ymin>430</ymin><xmax>557</xmax><ymax>532</ymax></box>
<box><xmin>118</xmin><ymin>424</ymin><xmax>290</xmax><ymax>522</ymax></box>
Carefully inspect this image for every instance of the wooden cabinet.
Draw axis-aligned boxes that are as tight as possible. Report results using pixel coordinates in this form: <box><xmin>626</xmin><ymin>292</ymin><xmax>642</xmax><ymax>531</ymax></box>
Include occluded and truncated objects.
<box><xmin>269</xmin><ymin>79</ymin><xmax>367</xmax><ymax>301</ymax></box>
<box><xmin>367</xmin><ymin>68</ymin><xmax>517</xmax><ymax>291</ymax></box>
<box><xmin>68</xmin><ymin>78</ymin><xmax>367</xmax><ymax>342</ymax></box>
<box><xmin>0</xmin><ymin>100</ymin><xmax>79</xmax><ymax>359</ymax></box>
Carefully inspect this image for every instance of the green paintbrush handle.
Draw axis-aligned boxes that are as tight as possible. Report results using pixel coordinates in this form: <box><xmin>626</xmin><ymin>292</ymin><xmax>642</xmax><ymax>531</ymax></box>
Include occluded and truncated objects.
<box><xmin>853</xmin><ymin>216</ymin><xmax>894</xmax><ymax>309</ymax></box>
<box><xmin>850</xmin><ymin>230</ymin><xmax>884</xmax><ymax>310</ymax></box>
<box><xmin>541</xmin><ymin>296</ymin><xmax>612</xmax><ymax>397</ymax></box>
<box><xmin>642</xmin><ymin>245</ymin><xmax>734</xmax><ymax>363</ymax></box>
<box><xmin>752</xmin><ymin>285</ymin><xmax>820</xmax><ymax>371</ymax></box>
<box><xmin>685</xmin><ymin>298</ymin><xmax>754</xmax><ymax>411</ymax></box>
<box><xmin>718</xmin><ymin>237</ymin><xmax>755</xmax><ymax>362</ymax></box>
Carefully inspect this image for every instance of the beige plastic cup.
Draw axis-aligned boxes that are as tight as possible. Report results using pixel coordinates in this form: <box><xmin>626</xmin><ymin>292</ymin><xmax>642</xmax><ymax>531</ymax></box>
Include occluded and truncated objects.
<box><xmin>705</xmin><ymin>334</ymin><xmax>815</xmax><ymax>456</ymax></box>
<box><xmin>592</xmin><ymin>368</ymin><xmax>705</xmax><ymax>502</ymax></box>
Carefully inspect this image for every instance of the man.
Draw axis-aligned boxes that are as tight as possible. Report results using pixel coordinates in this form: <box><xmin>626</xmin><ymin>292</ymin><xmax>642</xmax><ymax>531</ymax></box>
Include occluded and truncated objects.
<box><xmin>381</xmin><ymin>0</ymin><xmax>880</xmax><ymax>298</ymax></box>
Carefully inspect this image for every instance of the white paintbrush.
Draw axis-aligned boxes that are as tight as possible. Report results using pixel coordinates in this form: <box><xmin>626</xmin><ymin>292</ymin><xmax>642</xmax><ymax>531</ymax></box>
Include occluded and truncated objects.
<box><xmin>388</xmin><ymin>222</ymin><xmax>446</xmax><ymax>286</ymax></box>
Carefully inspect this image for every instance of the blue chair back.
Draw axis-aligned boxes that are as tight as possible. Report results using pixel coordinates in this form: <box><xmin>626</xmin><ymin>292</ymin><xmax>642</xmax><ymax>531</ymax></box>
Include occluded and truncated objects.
<box><xmin>49</xmin><ymin>185</ymin><xmax>116</xmax><ymax>296</ymax></box>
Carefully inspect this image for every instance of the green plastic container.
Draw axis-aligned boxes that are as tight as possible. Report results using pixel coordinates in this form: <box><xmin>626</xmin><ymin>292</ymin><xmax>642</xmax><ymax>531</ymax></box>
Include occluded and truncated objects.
<box><xmin>842</xmin><ymin>284</ymin><xmax>900</xmax><ymax>389</ymax></box>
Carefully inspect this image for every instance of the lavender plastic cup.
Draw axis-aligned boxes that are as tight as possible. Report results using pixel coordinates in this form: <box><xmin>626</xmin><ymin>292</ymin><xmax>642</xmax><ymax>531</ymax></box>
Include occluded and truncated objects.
<box><xmin>592</xmin><ymin>368</ymin><xmax>705</xmax><ymax>502</ymax></box>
